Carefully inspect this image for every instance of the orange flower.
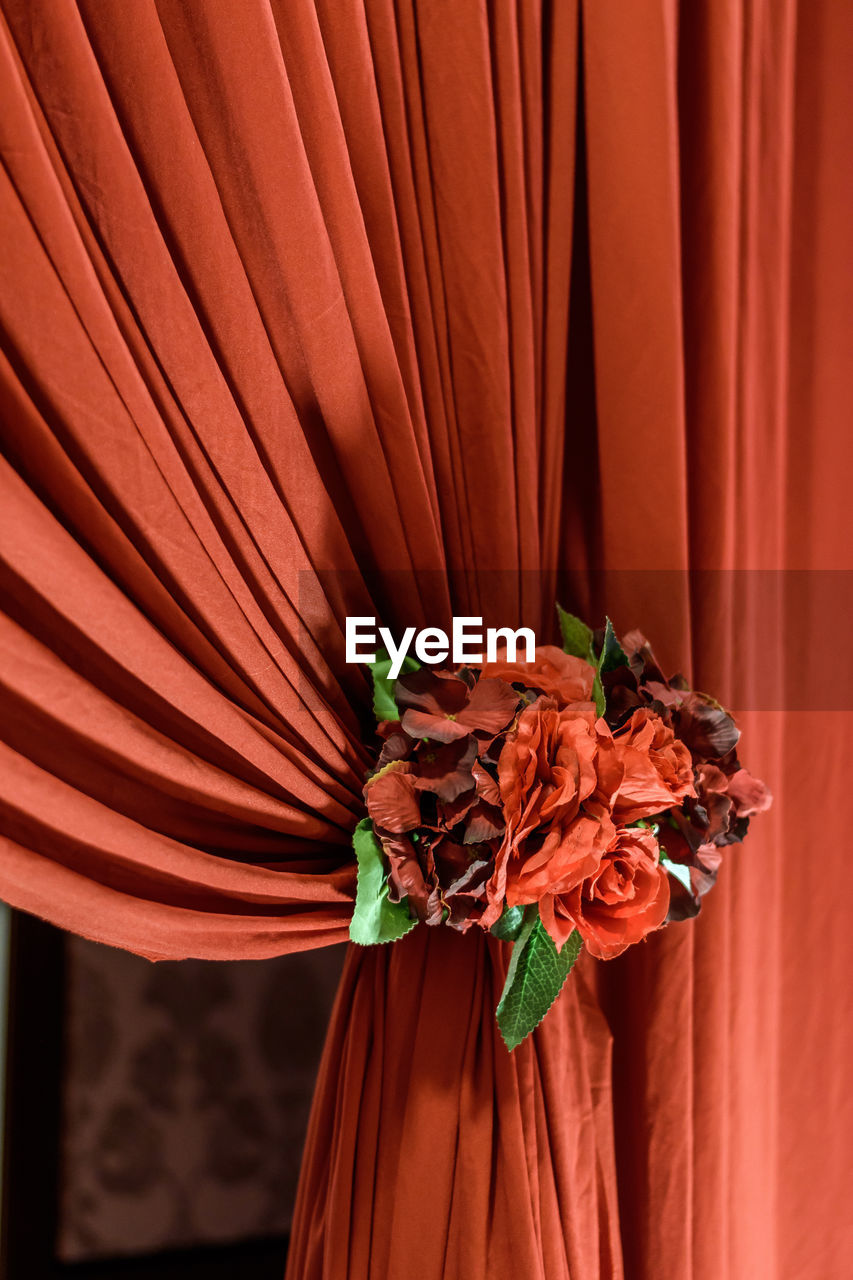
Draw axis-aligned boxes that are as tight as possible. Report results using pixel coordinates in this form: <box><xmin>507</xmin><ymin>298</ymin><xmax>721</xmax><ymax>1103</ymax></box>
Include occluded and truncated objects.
<box><xmin>540</xmin><ymin>827</ymin><xmax>670</xmax><ymax>958</ymax></box>
<box><xmin>480</xmin><ymin>644</ymin><xmax>594</xmax><ymax>708</ymax></box>
<box><xmin>483</xmin><ymin>703</ymin><xmax>622</xmax><ymax>925</ymax></box>
<box><xmin>612</xmin><ymin>707</ymin><xmax>695</xmax><ymax>824</ymax></box>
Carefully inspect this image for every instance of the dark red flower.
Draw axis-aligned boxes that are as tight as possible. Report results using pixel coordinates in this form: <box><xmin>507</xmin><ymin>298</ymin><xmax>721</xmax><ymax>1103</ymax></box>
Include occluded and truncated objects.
<box><xmin>380</xmin><ymin>832</ymin><xmax>437</xmax><ymax>922</ymax></box>
<box><xmin>432</xmin><ymin>839</ymin><xmax>495</xmax><ymax>931</ymax></box>
<box><xmin>364</xmin><ymin>762</ymin><xmax>421</xmax><ymax>833</ymax></box>
<box><xmin>395</xmin><ymin>668</ymin><xmax>519</xmax><ymax>742</ymax></box>
<box><xmin>726</xmin><ymin>768</ymin><xmax>772</xmax><ymax>818</ymax></box>
<box><xmin>379</xmin><ymin>826</ymin><xmax>500</xmax><ymax>933</ymax></box>
<box><xmin>364</xmin><ymin>674</ymin><xmax>510</xmax><ymax>930</ymax></box>
<box><xmin>411</xmin><ymin>736</ymin><xmax>478</xmax><ymax>802</ymax></box>
<box><xmin>669</xmin><ymin>692</ymin><xmax>740</xmax><ymax>760</ymax></box>
<box><xmin>600</xmin><ymin>630</ymin><xmax>770</xmax><ymax>910</ymax></box>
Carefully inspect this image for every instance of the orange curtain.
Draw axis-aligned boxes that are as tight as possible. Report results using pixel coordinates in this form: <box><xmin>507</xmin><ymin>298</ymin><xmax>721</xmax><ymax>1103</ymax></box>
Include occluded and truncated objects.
<box><xmin>1</xmin><ymin>3</ymin><xmax>851</xmax><ymax>1277</ymax></box>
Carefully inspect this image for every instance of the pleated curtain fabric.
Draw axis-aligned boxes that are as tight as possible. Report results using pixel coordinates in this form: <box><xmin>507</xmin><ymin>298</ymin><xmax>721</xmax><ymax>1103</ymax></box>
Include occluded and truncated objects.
<box><xmin>1</xmin><ymin>3</ymin><xmax>851</xmax><ymax>1278</ymax></box>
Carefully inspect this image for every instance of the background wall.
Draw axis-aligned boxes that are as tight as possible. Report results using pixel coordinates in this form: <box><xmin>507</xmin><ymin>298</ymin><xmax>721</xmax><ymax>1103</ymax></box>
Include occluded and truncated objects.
<box><xmin>50</xmin><ymin>940</ymin><xmax>344</xmax><ymax>1261</ymax></box>
<box><xmin>0</xmin><ymin>904</ymin><xmax>9</xmax><ymax>1244</ymax></box>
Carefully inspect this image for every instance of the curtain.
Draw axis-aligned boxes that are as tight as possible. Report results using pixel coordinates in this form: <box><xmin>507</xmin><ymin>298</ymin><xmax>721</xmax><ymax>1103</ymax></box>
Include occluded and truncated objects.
<box><xmin>1</xmin><ymin>2</ymin><xmax>850</xmax><ymax>1277</ymax></box>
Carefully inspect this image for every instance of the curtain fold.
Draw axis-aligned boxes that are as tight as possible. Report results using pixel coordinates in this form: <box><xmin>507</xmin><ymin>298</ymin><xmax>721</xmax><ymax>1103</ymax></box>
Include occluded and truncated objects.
<box><xmin>1</xmin><ymin>2</ymin><xmax>851</xmax><ymax>1277</ymax></box>
<box><xmin>288</xmin><ymin>929</ymin><xmax>622</xmax><ymax>1280</ymax></box>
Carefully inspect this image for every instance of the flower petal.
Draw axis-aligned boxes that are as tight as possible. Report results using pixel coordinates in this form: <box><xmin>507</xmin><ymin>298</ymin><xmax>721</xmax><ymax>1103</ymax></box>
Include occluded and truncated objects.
<box><xmin>401</xmin><ymin>710</ymin><xmax>471</xmax><ymax>742</ymax></box>
<box><xmin>365</xmin><ymin>763</ymin><xmax>421</xmax><ymax>832</ymax></box>
<box><xmin>457</xmin><ymin>677</ymin><xmax>520</xmax><ymax>734</ymax></box>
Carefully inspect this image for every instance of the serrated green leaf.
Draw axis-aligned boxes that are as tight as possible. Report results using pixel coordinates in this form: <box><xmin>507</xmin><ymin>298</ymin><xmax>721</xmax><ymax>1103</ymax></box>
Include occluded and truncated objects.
<box><xmin>367</xmin><ymin>650</ymin><xmax>420</xmax><ymax>723</ymax></box>
<box><xmin>592</xmin><ymin>671</ymin><xmax>606</xmax><ymax>717</ymax></box>
<box><xmin>496</xmin><ymin>908</ymin><xmax>583</xmax><ymax>1051</ymax></box>
<box><xmin>490</xmin><ymin>904</ymin><xmax>526</xmax><ymax>942</ymax></box>
<box><xmin>598</xmin><ymin>617</ymin><xmax>629</xmax><ymax>675</ymax></box>
<box><xmin>556</xmin><ymin>604</ymin><xmax>605</xmax><ymax>715</ymax></box>
<box><xmin>349</xmin><ymin>819</ymin><xmax>417</xmax><ymax>945</ymax></box>
<box><xmin>556</xmin><ymin>603</ymin><xmax>594</xmax><ymax>661</ymax></box>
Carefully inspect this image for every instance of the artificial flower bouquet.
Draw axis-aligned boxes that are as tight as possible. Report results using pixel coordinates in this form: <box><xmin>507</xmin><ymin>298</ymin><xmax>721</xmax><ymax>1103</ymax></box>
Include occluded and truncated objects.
<box><xmin>350</xmin><ymin>608</ymin><xmax>771</xmax><ymax>1049</ymax></box>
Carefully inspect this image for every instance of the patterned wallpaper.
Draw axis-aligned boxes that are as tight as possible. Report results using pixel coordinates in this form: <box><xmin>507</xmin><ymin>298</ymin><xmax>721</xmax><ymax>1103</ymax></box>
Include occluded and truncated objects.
<box><xmin>56</xmin><ymin>937</ymin><xmax>346</xmax><ymax>1261</ymax></box>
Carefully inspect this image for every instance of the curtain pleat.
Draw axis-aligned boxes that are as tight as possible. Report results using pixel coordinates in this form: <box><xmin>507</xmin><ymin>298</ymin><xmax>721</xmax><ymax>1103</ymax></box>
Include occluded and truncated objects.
<box><xmin>287</xmin><ymin>930</ymin><xmax>622</xmax><ymax>1280</ymax></box>
<box><xmin>1</xmin><ymin>2</ymin><xmax>851</xmax><ymax>1277</ymax></box>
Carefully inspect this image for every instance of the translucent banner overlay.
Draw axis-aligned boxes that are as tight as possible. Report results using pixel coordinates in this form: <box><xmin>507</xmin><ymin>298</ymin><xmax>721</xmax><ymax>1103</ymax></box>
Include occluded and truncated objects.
<box><xmin>298</xmin><ymin>569</ymin><xmax>853</xmax><ymax>713</ymax></box>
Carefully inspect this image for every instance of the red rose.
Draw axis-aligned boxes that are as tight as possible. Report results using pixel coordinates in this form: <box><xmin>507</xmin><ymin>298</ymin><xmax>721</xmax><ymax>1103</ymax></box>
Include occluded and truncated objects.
<box><xmin>480</xmin><ymin>644</ymin><xmax>595</xmax><ymax>708</ymax></box>
<box><xmin>540</xmin><ymin>827</ymin><xmax>669</xmax><ymax>958</ymax></box>
<box><xmin>612</xmin><ymin>708</ymin><xmax>695</xmax><ymax>823</ymax></box>
<box><xmin>484</xmin><ymin>702</ymin><xmax>622</xmax><ymax>925</ymax></box>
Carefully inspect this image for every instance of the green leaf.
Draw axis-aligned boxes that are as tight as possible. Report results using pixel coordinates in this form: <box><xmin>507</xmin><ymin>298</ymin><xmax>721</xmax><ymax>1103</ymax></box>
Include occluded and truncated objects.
<box><xmin>592</xmin><ymin>671</ymin><xmax>606</xmax><ymax>718</ymax></box>
<box><xmin>590</xmin><ymin>617</ymin><xmax>627</xmax><ymax>716</ymax></box>
<box><xmin>368</xmin><ymin>650</ymin><xmax>420</xmax><ymax>723</ymax></box>
<box><xmin>496</xmin><ymin>907</ymin><xmax>583</xmax><ymax>1051</ymax></box>
<box><xmin>349</xmin><ymin>819</ymin><xmax>418</xmax><ymax>945</ymax></box>
<box><xmin>490</xmin><ymin>904</ymin><xmax>526</xmax><ymax>942</ymax></box>
<box><xmin>556</xmin><ymin>604</ymin><xmax>606</xmax><ymax>716</ymax></box>
<box><xmin>556</xmin><ymin>604</ymin><xmax>594</xmax><ymax>661</ymax></box>
<box><xmin>598</xmin><ymin>617</ymin><xmax>629</xmax><ymax>674</ymax></box>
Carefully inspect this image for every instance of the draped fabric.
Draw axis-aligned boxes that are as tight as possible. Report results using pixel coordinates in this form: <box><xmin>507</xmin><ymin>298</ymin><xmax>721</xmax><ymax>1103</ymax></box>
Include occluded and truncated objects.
<box><xmin>0</xmin><ymin>3</ymin><xmax>851</xmax><ymax>1278</ymax></box>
